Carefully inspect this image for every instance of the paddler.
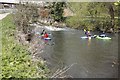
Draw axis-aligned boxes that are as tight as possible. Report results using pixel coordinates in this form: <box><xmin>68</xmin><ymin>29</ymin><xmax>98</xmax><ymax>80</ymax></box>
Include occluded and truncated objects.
<box><xmin>86</xmin><ymin>31</ymin><xmax>91</xmax><ymax>37</ymax></box>
<box><xmin>99</xmin><ymin>31</ymin><xmax>106</xmax><ymax>37</ymax></box>
<box><xmin>43</xmin><ymin>32</ymin><xmax>49</xmax><ymax>38</ymax></box>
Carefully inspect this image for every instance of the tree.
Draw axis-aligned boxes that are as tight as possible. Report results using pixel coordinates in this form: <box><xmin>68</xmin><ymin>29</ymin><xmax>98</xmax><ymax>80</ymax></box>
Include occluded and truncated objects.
<box><xmin>114</xmin><ymin>1</ymin><xmax>120</xmax><ymax>29</ymax></box>
<box><xmin>50</xmin><ymin>2</ymin><xmax>66</xmax><ymax>22</ymax></box>
<box><xmin>13</xmin><ymin>3</ymin><xmax>39</xmax><ymax>34</ymax></box>
<box><xmin>65</xmin><ymin>2</ymin><xmax>119</xmax><ymax>31</ymax></box>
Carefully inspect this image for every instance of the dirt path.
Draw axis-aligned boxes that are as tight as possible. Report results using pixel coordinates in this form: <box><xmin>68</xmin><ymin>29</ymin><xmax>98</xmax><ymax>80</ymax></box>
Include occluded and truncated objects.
<box><xmin>0</xmin><ymin>13</ymin><xmax>10</xmax><ymax>20</ymax></box>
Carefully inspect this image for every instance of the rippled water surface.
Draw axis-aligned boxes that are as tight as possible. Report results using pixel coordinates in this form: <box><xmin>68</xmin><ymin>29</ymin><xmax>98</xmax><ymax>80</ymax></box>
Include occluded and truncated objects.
<box><xmin>37</xmin><ymin>28</ymin><xmax>118</xmax><ymax>78</ymax></box>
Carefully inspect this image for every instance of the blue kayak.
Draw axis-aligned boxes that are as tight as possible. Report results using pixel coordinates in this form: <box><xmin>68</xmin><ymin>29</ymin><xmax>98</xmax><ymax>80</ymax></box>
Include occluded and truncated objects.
<box><xmin>81</xmin><ymin>35</ymin><xmax>96</xmax><ymax>39</ymax></box>
<box><xmin>44</xmin><ymin>37</ymin><xmax>51</xmax><ymax>40</ymax></box>
<box><xmin>41</xmin><ymin>35</ymin><xmax>51</xmax><ymax>40</ymax></box>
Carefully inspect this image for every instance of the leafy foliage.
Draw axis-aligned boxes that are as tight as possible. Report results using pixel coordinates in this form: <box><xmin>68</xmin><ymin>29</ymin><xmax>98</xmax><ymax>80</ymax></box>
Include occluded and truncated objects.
<box><xmin>13</xmin><ymin>3</ymin><xmax>39</xmax><ymax>34</ymax></box>
<box><xmin>1</xmin><ymin>14</ymin><xmax>49</xmax><ymax>78</ymax></box>
<box><xmin>65</xmin><ymin>2</ymin><xmax>119</xmax><ymax>31</ymax></box>
<box><xmin>50</xmin><ymin>2</ymin><xmax>66</xmax><ymax>22</ymax></box>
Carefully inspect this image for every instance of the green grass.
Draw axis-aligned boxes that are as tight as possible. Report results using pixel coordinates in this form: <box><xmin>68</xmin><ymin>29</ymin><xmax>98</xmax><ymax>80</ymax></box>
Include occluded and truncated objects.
<box><xmin>1</xmin><ymin>14</ymin><xmax>49</xmax><ymax>78</ymax></box>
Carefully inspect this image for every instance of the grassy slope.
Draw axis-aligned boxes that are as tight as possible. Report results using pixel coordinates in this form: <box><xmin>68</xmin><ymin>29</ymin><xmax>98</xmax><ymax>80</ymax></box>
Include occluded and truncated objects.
<box><xmin>1</xmin><ymin>14</ymin><xmax>48</xmax><ymax>78</ymax></box>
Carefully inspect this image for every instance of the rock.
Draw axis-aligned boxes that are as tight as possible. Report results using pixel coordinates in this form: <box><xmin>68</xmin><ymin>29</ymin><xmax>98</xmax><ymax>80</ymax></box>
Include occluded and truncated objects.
<box><xmin>112</xmin><ymin>61</ymin><xmax>117</xmax><ymax>65</ymax></box>
<box><xmin>112</xmin><ymin>65</ymin><xmax>114</xmax><ymax>67</ymax></box>
<box><xmin>25</xmin><ymin>33</ymin><xmax>34</xmax><ymax>42</ymax></box>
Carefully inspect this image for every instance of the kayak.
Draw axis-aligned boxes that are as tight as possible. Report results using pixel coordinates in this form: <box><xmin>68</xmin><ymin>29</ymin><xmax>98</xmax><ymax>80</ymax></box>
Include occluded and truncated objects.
<box><xmin>44</xmin><ymin>37</ymin><xmax>51</xmax><ymax>40</ymax></box>
<box><xmin>81</xmin><ymin>35</ymin><xmax>96</xmax><ymax>39</ymax></box>
<box><xmin>96</xmin><ymin>36</ymin><xmax>111</xmax><ymax>40</ymax></box>
<box><xmin>41</xmin><ymin>35</ymin><xmax>51</xmax><ymax>40</ymax></box>
<box><xmin>81</xmin><ymin>36</ymin><xmax>91</xmax><ymax>39</ymax></box>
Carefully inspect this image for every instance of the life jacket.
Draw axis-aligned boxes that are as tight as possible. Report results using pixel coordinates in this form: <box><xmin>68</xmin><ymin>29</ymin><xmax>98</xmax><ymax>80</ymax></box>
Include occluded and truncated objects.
<box><xmin>86</xmin><ymin>31</ymin><xmax>91</xmax><ymax>36</ymax></box>
<box><xmin>44</xmin><ymin>33</ymin><xmax>48</xmax><ymax>38</ymax></box>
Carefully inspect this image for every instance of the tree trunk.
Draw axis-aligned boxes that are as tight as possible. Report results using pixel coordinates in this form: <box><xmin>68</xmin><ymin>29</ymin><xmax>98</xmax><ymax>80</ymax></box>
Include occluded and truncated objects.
<box><xmin>108</xmin><ymin>4</ymin><xmax>115</xmax><ymax>31</ymax></box>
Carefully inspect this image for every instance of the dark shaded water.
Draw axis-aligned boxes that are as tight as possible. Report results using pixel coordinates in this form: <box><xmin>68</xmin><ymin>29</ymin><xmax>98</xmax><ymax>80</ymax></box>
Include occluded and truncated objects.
<box><xmin>40</xmin><ymin>29</ymin><xmax>118</xmax><ymax>78</ymax></box>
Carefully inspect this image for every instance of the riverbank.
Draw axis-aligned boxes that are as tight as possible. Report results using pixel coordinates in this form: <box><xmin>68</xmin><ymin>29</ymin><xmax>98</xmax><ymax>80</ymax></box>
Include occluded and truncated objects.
<box><xmin>1</xmin><ymin>14</ymin><xmax>49</xmax><ymax>78</ymax></box>
<box><xmin>37</xmin><ymin>19</ymin><xmax>120</xmax><ymax>33</ymax></box>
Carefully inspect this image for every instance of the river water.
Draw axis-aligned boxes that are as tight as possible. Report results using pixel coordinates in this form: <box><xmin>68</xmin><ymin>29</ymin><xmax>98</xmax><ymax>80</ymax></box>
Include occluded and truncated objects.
<box><xmin>36</xmin><ymin>26</ymin><xmax>118</xmax><ymax>78</ymax></box>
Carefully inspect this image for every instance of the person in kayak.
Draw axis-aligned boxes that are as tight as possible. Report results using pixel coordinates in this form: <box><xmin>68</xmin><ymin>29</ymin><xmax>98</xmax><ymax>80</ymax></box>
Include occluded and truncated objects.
<box><xmin>99</xmin><ymin>32</ymin><xmax>106</xmax><ymax>37</ymax></box>
<box><xmin>43</xmin><ymin>32</ymin><xmax>49</xmax><ymax>38</ymax></box>
<box><xmin>86</xmin><ymin>31</ymin><xmax>91</xmax><ymax>37</ymax></box>
<box><xmin>84</xmin><ymin>29</ymin><xmax>91</xmax><ymax>38</ymax></box>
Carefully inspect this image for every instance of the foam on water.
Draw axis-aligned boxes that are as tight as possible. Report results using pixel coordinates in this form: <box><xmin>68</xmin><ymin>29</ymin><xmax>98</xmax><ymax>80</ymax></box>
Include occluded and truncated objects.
<box><xmin>44</xmin><ymin>26</ymin><xmax>66</xmax><ymax>31</ymax></box>
<box><xmin>32</xmin><ymin>23</ymin><xmax>71</xmax><ymax>31</ymax></box>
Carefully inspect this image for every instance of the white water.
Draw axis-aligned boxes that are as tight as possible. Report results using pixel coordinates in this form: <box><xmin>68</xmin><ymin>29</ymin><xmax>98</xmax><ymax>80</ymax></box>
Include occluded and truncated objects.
<box><xmin>32</xmin><ymin>23</ymin><xmax>73</xmax><ymax>32</ymax></box>
<box><xmin>44</xmin><ymin>25</ymin><xmax>66</xmax><ymax>31</ymax></box>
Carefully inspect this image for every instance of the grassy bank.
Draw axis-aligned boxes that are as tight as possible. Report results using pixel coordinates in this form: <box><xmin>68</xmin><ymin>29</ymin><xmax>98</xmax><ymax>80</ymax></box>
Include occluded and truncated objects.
<box><xmin>1</xmin><ymin>14</ymin><xmax>49</xmax><ymax>78</ymax></box>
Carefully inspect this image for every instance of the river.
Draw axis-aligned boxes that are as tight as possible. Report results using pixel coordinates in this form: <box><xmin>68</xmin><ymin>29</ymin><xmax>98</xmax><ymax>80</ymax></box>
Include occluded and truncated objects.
<box><xmin>35</xmin><ymin>26</ymin><xmax>118</xmax><ymax>78</ymax></box>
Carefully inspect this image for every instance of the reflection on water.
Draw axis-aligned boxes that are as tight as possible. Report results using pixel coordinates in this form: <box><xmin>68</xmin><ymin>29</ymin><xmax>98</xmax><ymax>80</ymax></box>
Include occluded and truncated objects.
<box><xmin>87</xmin><ymin>39</ymin><xmax>91</xmax><ymax>46</ymax></box>
<box><xmin>43</xmin><ymin>30</ymin><xmax>118</xmax><ymax>78</ymax></box>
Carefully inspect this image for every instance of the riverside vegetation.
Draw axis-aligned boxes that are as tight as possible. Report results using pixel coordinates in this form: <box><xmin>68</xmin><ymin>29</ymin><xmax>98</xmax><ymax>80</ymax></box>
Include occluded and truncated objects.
<box><xmin>1</xmin><ymin>14</ymin><xmax>49</xmax><ymax>78</ymax></box>
<box><xmin>46</xmin><ymin>2</ymin><xmax>120</xmax><ymax>32</ymax></box>
<box><xmin>65</xmin><ymin>2</ymin><xmax>120</xmax><ymax>32</ymax></box>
